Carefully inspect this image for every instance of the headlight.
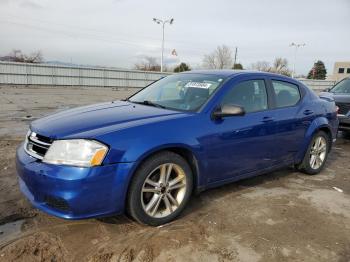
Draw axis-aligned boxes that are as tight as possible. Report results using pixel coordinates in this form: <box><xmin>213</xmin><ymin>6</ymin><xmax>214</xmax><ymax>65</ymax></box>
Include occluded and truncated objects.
<box><xmin>43</xmin><ymin>139</ymin><xmax>108</xmax><ymax>167</ymax></box>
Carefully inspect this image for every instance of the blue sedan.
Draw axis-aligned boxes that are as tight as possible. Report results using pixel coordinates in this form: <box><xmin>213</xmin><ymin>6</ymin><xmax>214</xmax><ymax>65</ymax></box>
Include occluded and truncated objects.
<box><xmin>16</xmin><ymin>70</ymin><xmax>339</xmax><ymax>226</ymax></box>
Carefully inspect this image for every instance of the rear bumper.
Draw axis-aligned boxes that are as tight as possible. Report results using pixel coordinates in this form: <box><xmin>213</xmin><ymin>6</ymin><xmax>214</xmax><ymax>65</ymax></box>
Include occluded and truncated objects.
<box><xmin>338</xmin><ymin>114</ymin><xmax>350</xmax><ymax>131</ymax></box>
<box><xmin>16</xmin><ymin>143</ymin><xmax>135</xmax><ymax>219</ymax></box>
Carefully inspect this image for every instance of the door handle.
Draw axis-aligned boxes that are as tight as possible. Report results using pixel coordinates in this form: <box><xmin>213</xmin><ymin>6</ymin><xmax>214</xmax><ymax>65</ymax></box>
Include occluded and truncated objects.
<box><xmin>261</xmin><ymin>116</ymin><xmax>274</xmax><ymax>123</ymax></box>
<box><xmin>303</xmin><ymin>109</ymin><xmax>314</xmax><ymax>115</ymax></box>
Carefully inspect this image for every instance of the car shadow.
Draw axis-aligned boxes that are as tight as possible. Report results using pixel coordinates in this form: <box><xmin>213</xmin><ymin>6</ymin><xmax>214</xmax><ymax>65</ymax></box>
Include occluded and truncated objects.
<box><xmin>96</xmin><ymin>214</ymin><xmax>134</xmax><ymax>225</ymax></box>
<box><xmin>181</xmin><ymin>166</ymin><xmax>297</xmax><ymax>218</ymax></box>
<box><xmin>339</xmin><ymin>131</ymin><xmax>350</xmax><ymax>140</ymax></box>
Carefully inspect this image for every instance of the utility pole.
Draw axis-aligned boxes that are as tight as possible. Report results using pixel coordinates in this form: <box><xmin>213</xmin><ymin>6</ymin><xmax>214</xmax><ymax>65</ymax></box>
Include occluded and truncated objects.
<box><xmin>233</xmin><ymin>47</ymin><xmax>238</xmax><ymax>68</ymax></box>
<box><xmin>290</xmin><ymin>43</ymin><xmax>305</xmax><ymax>78</ymax></box>
<box><xmin>153</xmin><ymin>18</ymin><xmax>174</xmax><ymax>72</ymax></box>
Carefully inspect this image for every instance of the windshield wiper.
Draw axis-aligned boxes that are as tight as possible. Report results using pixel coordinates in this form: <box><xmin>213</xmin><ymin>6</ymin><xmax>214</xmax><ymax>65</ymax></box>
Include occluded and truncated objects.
<box><xmin>130</xmin><ymin>100</ymin><xmax>167</xmax><ymax>109</ymax></box>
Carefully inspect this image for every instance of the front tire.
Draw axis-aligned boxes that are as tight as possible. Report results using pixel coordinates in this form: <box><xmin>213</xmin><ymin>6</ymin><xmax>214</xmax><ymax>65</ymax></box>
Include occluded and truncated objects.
<box><xmin>297</xmin><ymin>131</ymin><xmax>330</xmax><ymax>175</ymax></box>
<box><xmin>127</xmin><ymin>151</ymin><xmax>193</xmax><ymax>226</ymax></box>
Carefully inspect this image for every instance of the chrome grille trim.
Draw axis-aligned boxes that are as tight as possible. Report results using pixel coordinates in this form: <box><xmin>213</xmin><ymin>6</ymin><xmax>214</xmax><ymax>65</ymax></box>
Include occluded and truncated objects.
<box><xmin>29</xmin><ymin>135</ymin><xmax>51</xmax><ymax>146</ymax></box>
<box><xmin>24</xmin><ymin>131</ymin><xmax>52</xmax><ymax>160</ymax></box>
<box><xmin>24</xmin><ymin>144</ymin><xmax>44</xmax><ymax>160</ymax></box>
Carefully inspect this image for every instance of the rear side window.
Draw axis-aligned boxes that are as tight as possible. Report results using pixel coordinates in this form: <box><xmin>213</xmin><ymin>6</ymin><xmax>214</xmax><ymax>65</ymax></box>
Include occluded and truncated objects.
<box><xmin>272</xmin><ymin>80</ymin><xmax>301</xmax><ymax>108</ymax></box>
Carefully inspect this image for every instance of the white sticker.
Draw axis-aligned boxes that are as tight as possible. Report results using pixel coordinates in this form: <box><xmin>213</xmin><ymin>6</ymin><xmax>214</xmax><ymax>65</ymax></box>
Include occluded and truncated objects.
<box><xmin>184</xmin><ymin>82</ymin><xmax>212</xmax><ymax>89</ymax></box>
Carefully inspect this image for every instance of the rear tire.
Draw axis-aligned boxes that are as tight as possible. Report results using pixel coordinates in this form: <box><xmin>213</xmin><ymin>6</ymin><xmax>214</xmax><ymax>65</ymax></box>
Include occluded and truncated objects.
<box><xmin>297</xmin><ymin>131</ymin><xmax>330</xmax><ymax>175</ymax></box>
<box><xmin>127</xmin><ymin>151</ymin><xmax>193</xmax><ymax>226</ymax></box>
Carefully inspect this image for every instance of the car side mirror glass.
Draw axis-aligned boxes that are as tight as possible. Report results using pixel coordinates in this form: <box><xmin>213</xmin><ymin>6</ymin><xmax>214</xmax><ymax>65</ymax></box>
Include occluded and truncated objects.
<box><xmin>212</xmin><ymin>104</ymin><xmax>245</xmax><ymax>120</ymax></box>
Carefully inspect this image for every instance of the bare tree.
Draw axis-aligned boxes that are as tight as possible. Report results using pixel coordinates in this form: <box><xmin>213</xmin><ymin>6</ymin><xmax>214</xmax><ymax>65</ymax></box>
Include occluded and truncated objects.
<box><xmin>0</xmin><ymin>49</ymin><xmax>43</xmax><ymax>63</ymax></box>
<box><xmin>134</xmin><ymin>56</ymin><xmax>161</xmax><ymax>71</ymax></box>
<box><xmin>0</xmin><ymin>49</ymin><xmax>24</xmax><ymax>62</ymax></box>
<box><xmin>251</xmin><ymin>61</ymin><xmax>271</xmax><ymax>72</ymax></box>
<box><xmin>251</xmin><ymin>58</ymin><xmax>292</xmax><ymax>76</ymax></box>
<box><xmin>271</xmin><ymin>57</ymin><xmax>291</xmax><ymax>76</ymax></box>
<box><xmin>203</xmin><ymin>45</ymin><xmax>233</xmax><ymax>69</ymax></box>
<box><xmin>25</xmin><ymin>51</ymin><xmax>43</xmax><ymax>63</ymax></box>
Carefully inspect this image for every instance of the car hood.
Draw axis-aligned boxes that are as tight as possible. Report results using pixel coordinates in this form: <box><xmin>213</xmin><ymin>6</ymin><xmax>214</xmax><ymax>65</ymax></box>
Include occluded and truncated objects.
<box><xmin>30</xmin><ymin>101</ymin><xmax>184</xmax><ymax>139</ymax></box>
<box><xmin>320</xmin><ymin>92</ymin><xmax>350</xmax><ymax>103</ymax></box>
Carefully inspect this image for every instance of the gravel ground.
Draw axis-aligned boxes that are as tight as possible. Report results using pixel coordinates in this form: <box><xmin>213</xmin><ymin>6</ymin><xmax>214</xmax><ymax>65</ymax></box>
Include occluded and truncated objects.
<box><xmin>0</xmin><ymin>85</ymin><xmax>349</xmax><ymax>262</ymax></box>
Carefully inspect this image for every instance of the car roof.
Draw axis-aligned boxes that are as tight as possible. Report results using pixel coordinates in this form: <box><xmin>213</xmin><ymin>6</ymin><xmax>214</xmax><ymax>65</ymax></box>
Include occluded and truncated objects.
<box><xmin>180</xmin><ymin>69</ymin><xmax>291</xmax><ymax>79</ymax></box>
<box><xmin>180</xmin><ymin>69</ymin><xmax>248</xmax><ymax>77</ymax></box>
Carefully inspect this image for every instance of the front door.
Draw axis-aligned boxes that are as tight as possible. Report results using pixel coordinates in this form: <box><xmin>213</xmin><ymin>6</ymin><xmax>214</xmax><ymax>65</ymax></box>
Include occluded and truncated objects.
<box><xmin>201</xmin><ymin>78</ymin><xmax>277</xmax><ymax>183</ymax></box>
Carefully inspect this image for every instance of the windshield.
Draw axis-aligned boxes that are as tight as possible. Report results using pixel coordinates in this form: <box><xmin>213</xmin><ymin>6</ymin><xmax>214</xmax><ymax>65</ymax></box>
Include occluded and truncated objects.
<box><xmin>128</xmin><ymin>73</ymin><xmax>226</xmax><ymax>111</ymax></box>
<box><xmin>331</xmin><ymin>78</ymin><xmax>350</xmax><ymax>94</ymax></box>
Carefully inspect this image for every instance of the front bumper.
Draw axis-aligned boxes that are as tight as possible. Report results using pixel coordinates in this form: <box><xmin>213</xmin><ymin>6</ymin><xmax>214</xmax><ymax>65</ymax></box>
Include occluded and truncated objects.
<box><xmin>338</xmin><ymin>114</ymin><xmax>350</xmax><ymax>131</ymax></box>
<box><xmin>16</xmin><ymin>143</ymin><xmax>135</xmax><ymax>219</ymax></box>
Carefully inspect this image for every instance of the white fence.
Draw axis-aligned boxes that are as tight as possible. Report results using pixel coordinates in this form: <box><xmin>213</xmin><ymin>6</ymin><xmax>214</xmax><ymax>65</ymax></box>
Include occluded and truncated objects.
<box><xmin>298</xmin><ymin>79</ymin><xmax>336</xmax><ymax>92</ymax></box>
<box><xmin>0</xmin><ymin>61</ymin><xmax>336</xmax><ymax>91</ymax></box>
<box><xmin>0</xmin><ymin>61</ymin><xmax>169</xmax><ymax>88</ymax></box>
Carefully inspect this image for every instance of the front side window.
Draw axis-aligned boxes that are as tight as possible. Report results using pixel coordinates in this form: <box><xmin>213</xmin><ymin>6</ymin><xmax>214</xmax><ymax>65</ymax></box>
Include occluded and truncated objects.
<box><xmin>129</xmin><ymin>74</ymin><xmax>225</xmax><ymax>111</ymax></box>
<box><xmin>272</xmin><ymin>80</ymin><xmax>301</xmax><ymax>108</ymax></box>
<box><xmin>331</xmin><ymin>78</ymin><xmax>350</xmax><ymax>94</ymax></box>
<box><xmin>221</xmin><ymin>80</ymin><xmax>268</xmax><ymax>113</ymax></box>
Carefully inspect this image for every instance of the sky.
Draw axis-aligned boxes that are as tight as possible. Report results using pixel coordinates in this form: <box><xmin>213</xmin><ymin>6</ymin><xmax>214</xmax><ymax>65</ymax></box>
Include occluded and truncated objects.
<box><xmin>0</xmin><ymin>0</ymin><xmax>349</xmax><ymax>75</ymax></box>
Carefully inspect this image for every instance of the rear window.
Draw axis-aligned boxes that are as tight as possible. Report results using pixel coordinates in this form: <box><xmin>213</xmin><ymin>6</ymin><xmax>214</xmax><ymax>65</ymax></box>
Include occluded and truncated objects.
<box><xmin>272</xmin><ymin>80</ymin><xmax>301</xmax><ymax>108</ymax></box>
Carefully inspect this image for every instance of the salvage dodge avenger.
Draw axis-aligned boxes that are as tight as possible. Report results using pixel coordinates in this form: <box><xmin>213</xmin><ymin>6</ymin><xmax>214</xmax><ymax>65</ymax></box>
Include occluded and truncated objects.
<box><xmin>16</xmin><ymin>70</ymin><xmax>339</xmax><ymax>226</ymax></box>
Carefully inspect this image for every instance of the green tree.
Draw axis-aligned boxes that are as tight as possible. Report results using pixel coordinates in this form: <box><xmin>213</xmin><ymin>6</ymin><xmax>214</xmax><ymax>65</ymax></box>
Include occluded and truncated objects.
<box><xmin>232</xmin><ymin>63</ymin><xmax>243</xmax><ymax>70</ymax></box>
<box><xmin>307</xmin><ymin>60</ymin><xmax>327</xmax><ymax>80</ymax></box>
<box><xmin>174</xmin><ymin>62</ymin><xmax>191</xmax><ymax>72</ymax></box>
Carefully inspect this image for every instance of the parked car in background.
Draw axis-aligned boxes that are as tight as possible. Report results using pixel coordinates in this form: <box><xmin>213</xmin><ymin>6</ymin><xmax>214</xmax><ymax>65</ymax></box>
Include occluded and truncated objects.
<box><xmin>322</xmin><ymin>77</ymin><xmax>350</xmax><ymax>134</ymax></box>
<box><xmin>16</xmin><ymin>70</ymin><xmax>339</xmax><ymax>226</ymax></box>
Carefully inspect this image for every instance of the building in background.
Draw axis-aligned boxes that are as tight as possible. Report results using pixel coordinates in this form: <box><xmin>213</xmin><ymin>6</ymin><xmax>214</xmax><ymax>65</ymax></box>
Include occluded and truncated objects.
<box><xmin>328</xmin><ymin>62</ymin><xmax>350</xmax><ymax>82</ymax></box>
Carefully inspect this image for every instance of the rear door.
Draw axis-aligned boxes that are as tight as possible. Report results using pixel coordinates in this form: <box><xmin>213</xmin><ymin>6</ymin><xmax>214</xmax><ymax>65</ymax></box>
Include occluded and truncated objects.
<box><xmin>266</xmin><ymin>78</ymin><xmax>312</xmax><ymax>163</ymax></box>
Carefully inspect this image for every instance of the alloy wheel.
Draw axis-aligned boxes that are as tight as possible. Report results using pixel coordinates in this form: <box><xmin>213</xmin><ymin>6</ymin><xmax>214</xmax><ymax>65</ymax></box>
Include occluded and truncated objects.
<box><xmin>141</xmin><ymin>163</ymin><xmax>187</xmax><ymax>218</ymax></box>
<box><xmin>309</xmin><ymin>136</ymin><xmax>327</xmax><ymax>170</ymax></box>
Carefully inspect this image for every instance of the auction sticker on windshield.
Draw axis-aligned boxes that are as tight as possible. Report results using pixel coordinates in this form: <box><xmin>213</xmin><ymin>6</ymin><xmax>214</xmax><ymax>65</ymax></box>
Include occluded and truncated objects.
<box><xmin>185</xmin><ymin>82</ymin><xmax>212</xmax><ymax>89</ymax></box>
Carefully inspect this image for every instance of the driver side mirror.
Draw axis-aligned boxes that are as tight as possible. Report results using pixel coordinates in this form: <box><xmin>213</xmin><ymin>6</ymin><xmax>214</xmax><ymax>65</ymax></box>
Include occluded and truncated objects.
<box><xmin>211</xmin><ymin>104</ymin><xmax>245</xmax><ymax>120</ymax></box>
<box><xmin>323</xmin><ymin>87</ymin><xmax>331</xmax><ymax>92</ymax></box>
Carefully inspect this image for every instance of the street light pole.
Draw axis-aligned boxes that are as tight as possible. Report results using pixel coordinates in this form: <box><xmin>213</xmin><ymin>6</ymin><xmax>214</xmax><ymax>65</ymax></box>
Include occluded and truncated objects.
<box><xmin>153</xmin><ymin>18</ymin><xmax>174</xmax><ymax>72</ymax></box>
<box><xmin>290</xmin><ymin>42</ymin><xmax>305</xmax><ymax>78</ymax></box>
<box><xmin>161</xmin><ymin>22</ymin><xmax>165</xmax><ymax>73</ymax></box>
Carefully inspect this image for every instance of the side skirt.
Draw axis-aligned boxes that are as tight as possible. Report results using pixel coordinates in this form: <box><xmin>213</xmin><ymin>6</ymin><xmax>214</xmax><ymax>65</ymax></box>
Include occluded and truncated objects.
<box><xmin>198</xmin><ymin>160</ymin><xmax>295</xmax><ymax>193</ymax></box>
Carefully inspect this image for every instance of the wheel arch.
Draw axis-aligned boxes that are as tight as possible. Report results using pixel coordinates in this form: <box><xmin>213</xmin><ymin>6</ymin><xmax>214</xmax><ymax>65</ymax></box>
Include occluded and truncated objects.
<box><xmin>125</xmin><ymin>145</ymin><xmax>202</xmax><ymax>205</ymax></box>
<box><xmin>295</xmin><ymin>117</ymin><xmax>333</xmax><ymax>164</ymax></box>
<box><xmin>317</xmin><ymin>126</ymin><xmax>333</xmax><ymax>151</ymax></box>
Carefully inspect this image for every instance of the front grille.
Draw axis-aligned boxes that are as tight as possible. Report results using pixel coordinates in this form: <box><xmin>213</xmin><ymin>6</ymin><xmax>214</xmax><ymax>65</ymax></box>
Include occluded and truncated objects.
<box><xmin>336</xmin><ymin>102</ymin><xmax>350</xmax><ymax>115</ymax></box>
<box><xmin>24</xmin><ymin>131</ymin><xmax>52</xmax><ymax>160</ymax></box>
<box><xmin>45</xmin><ymin>196</ymin><xmax>70</xmax><ymax>211</ymax></box>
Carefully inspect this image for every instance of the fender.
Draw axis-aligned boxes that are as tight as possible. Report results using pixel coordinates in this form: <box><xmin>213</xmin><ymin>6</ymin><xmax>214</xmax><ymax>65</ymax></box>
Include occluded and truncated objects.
<box><xmin>105</xmin><ymin>140</ymin><xmax>204</xmax><ymax>213</ymax></box>
<box><xmin>117</xmin><ymin>142</ymin><xmax>205</xmax><ymax>211</ymax></box>
<box><xmin>132</xmin><ymin>142</ymin><xmax>204</xmax><ymax>184</ymax></box>
<box><xmin>294</xmin><ymin>116</ymin><xmax>332</xmax><ymax>163</ymax></box>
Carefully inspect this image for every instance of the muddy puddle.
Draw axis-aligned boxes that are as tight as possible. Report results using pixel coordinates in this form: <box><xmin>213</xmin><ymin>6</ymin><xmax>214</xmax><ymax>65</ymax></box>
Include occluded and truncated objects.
<box><xmin>0</xmin><ymin>219</ymin><xmax>26</xmax><ymax>247</ymax></box>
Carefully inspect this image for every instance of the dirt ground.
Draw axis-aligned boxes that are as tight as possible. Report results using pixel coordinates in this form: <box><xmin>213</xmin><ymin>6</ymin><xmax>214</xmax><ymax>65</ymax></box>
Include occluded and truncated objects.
<box><xmin>0</xmin><ymin>85</ymin><xmax>349</xmax><ymax>262</ymax></box>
